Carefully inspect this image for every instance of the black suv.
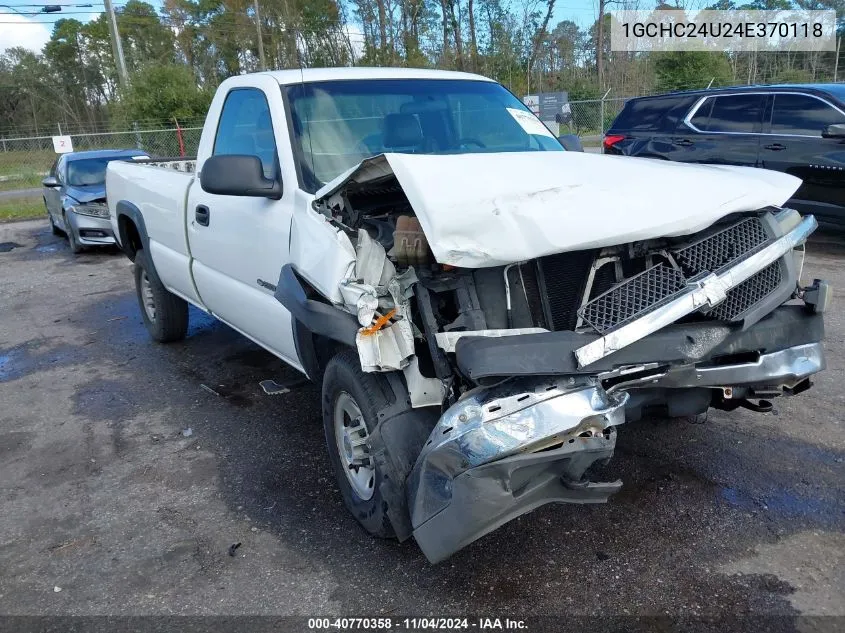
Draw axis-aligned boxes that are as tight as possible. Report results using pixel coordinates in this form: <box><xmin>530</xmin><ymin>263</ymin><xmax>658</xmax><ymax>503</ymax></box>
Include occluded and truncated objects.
<box><xmin>605</xmin><ymin>84</ymin><xmax>845</xmax><ymax>229</ymax></box>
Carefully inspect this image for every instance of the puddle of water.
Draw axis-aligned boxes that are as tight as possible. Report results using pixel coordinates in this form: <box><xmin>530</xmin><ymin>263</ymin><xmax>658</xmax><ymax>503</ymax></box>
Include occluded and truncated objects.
<box><xmin>0</xmin><ymin>353</ymin><xmax>12</xmax><ymax>379</ymax></box>
<box><xmin>0</xmin><ymin>242</ymin><xmax>23</xmax><ymax>253</ymax></box>
<box><xmin>187</xmin><ymin>307</ymin><xmax>219</xmax><ymax>337</ymax></box>
<box><xmin>0</xmin><ymin>350</ymin><xmax>23</xmax><ymax>382</ymax></box>
<box><xmin>720</xmin><ymin>487</ymin><xmax>757</xmax><ymax>510</ymax></box>
<box><xmin>720</xmin><ymin>486</ymin><xmax>841</xmax><ymax>522</ymax></box>
<box><xmin>34</xmin><ymin>243</ymin><xmax>62</xmax><ymax>253</ymax></box>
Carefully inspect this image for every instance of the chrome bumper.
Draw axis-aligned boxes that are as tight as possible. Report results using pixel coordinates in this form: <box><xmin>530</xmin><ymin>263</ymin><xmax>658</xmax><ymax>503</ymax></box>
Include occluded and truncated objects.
<box><xmin>654</xmin><ymin>342</ymin><xmax>824</xmax><ymax>390</ymax></box>
<box><xmin>407</xmin><ymin>379</ymin><xmax>628</xmax><ymax>563</ymax></box>
<box><xmin>575</xmin><ymin>215</ymin><xmax>818</xmax><ymax>368</ymax></box>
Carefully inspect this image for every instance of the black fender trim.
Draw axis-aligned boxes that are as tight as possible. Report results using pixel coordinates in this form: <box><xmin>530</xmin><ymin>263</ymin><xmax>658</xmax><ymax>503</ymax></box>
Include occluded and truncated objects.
<box><xmin>115</xmin><ymin>200</ymin><xmax>151</xmax><ymax>261</ymax></box>
<box><xmin>274</xmin><ymin>264</ymin><xmax>359</xmax><ymax>348</ymax></box>
<box><xmin>369</xmin><ymin>372</ymin><xmax>438</xmax><ymax>542</ymax></box>
<box><xmin>291</xmin><ymin>318</ymin><xmax>321</xmax><ymax>382</ymax></box>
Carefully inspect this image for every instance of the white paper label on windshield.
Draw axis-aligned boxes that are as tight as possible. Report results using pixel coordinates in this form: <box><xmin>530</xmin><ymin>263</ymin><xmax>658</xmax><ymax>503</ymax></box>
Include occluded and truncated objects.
<box><xmin>507</xmin><ymin>108</ymin><xmax>555</xmax><ymax>138</ymax></box>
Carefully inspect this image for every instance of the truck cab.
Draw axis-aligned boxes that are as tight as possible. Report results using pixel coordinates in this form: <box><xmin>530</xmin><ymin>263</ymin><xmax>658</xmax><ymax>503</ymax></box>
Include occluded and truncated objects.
<box><xmin>107</xmin><ymin>68</ymin><xmax>828</xmax><ymax>563</ymax></box>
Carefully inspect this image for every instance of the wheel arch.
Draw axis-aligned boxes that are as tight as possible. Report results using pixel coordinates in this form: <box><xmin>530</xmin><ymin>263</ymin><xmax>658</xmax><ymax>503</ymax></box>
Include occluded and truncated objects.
<box><xmin>115</xmin><ymin>201</ymin><xmax>149</xmax><ymax>263</ymax></box>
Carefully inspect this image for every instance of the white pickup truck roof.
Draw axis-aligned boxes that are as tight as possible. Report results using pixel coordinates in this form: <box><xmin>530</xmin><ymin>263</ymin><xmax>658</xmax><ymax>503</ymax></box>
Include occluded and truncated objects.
<box><xmin>256</xmin><ymin>67</ymin><xmax>495</xmax><ymax>86</ymax></box>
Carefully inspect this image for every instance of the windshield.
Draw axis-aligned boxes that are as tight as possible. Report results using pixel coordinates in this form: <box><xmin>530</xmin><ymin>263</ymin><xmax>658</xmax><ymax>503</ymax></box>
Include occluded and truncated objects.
<box><xmin>66</xmin><ymin>157</ymin><xmax>138</xmax><ymax>186</ymax></box>
<box><xmin>284</xmin><ymin>79</ymin><xmax>563</xmax><ymax>193</ymax></box>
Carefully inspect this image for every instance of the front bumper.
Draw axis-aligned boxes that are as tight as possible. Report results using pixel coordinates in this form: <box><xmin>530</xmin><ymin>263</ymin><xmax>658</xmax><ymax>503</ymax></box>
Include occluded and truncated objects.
<box><xmin>408</xmin><ymin>379</ymin><xmax>628</xmax><ymax>563</ymax></box>
<box><xmin>456</xmin><ymin>305</ymin><xmax>824</xmax><ymax>379</ymax></box>
<box><xmin>66</xmin><ymin>211</ymin><xmax>115</xmax><ymax>246</ymax></box>
<box><xmin>409</xmin><ymin>335</ymin><xmax>825</xmax><ymax>564</ymax></box>
<box><xmin>653</xmin><ymin>341</ymin><xmax>824</xmax><ymax>390</ymax></box>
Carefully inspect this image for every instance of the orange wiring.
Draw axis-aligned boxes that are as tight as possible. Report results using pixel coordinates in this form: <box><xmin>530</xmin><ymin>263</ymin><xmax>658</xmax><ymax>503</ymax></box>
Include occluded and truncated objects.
<box><xmin>360</xmin><ymin>308</ymin><xmax>397</xmax><ymax>336</ymax></box>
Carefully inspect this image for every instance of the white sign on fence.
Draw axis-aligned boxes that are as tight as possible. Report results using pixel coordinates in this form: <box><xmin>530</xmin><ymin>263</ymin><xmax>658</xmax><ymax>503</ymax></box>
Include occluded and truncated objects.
<box><xmin>52</xmin><ymin>135</ymin><xmax>73</xmax><ymax>153</ymax></box>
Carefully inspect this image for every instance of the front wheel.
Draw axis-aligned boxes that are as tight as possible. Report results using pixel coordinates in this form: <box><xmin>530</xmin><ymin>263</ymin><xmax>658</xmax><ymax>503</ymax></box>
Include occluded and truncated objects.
<box><xmin>48</xmin><ymin>209</ymin><xmax>62</xmax><ymax>236</ymax></box>
<box><xmin>322</xmin><ymin>349</ymin><xmax>395</xmax><ymax>538</ymax></box>
<box><xmin>133</xmin><ymin>248</ymin><xmax>189</xmax><ymax>343</ymax></box>
<box><xmin>63</xmin><ymin>213</ymin><xmax>84</xmax><ymax>254</ymax></box>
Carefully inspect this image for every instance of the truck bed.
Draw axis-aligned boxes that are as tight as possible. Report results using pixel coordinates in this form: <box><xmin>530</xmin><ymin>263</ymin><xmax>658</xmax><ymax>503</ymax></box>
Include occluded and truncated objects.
<box><xmin>106</xmin><ymin>158</ymin><xmax>198</xmax><ymax>301</ymax></box>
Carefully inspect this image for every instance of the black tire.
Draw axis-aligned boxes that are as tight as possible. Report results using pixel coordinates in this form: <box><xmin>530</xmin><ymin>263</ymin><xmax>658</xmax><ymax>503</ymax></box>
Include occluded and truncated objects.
<box><xmin>133</xmin><ymin>247</ymin><xmax>189</xmax><ymax>343</ymax></box>
<box><xmin>64</xmin><ymin>213</ymin><xmax>84</xmax><ymax>254</ymax></box>
<box><xmin>322</xmin><ymin>349</ymin><xmax>395</xmax><ymax>539</ymax></box>
<box><xmin>48</xmin><ymin>209</ymin><xmax>61</xmax><ymax>236</ymax></box>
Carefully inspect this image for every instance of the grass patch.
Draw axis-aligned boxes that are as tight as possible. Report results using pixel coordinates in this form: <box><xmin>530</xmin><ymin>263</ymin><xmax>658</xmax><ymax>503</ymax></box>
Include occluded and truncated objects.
<box><xmin>0</xmin><ymin>196</ymin><xmax>46</xmax><ymax>223</ymax></box>
<box><xmin>0</xmin><ymin>150</ymin><xmax>54</xmax><ymax>192</ymax></box>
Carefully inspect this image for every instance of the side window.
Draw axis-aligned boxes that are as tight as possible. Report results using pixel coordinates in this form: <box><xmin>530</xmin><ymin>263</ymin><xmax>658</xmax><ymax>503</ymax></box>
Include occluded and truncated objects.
<box><xmin>49</xmin><ymin>158</ymin><xmax>58</xmax><ymax>178</ymax></box>
<box><xmin>689</xmin><ymin>97</ymin><xmax>714</xmax><ymax>131</ymax></box>
<box><xmin>690</xmin><ymin>94</ymin><xmax>763</xmax><ymax>133</ymax></box>
<box><xmin>771</xmin><ymin>94</ymin><xmax>845</xmax><ymax>136</ymax></box>
<box><xmin>213</xmin><ymin>88</ymin><xmax>277</xmax><ymax>178</ymax></box>
<box><xmin>55</xmin><ymin>157</ymin><xmax>66</xmax><ymax>183</ymax></box>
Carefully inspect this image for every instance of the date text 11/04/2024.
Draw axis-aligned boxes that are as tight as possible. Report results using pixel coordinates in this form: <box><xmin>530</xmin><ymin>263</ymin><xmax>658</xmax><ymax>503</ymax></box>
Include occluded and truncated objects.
<box><xmin>307</xmin><ymin>618</ymin><xmax>528</xmax><ymax>630</ymax></box>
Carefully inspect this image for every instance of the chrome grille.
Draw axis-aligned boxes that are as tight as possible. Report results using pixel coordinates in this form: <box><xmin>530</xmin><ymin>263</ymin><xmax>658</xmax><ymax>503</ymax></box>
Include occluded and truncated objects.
<box><xmin>710</xmin><ymin>262</ymin><xmax>783</xmax><ymax>321</ymax></box>
<box><xmin>673</xmin><ymin>217</ymin><xmax>768</xmax><ymax>276</ymax></box>
<box><xmin>574</xmin><ymin>216</ymin><xmax>783</xmax><ymax>334</ymax></box>
<box><xmin>578</xmin><ymin>264</ymin><xmax>686</xmax><ymax>334</ymax></box>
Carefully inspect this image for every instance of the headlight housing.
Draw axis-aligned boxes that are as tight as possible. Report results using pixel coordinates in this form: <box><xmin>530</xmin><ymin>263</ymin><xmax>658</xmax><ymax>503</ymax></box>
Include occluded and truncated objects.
<box><xmin>69</xmin><ymin>203</ymin><xmax>109</xmax><ymax>218</ymax></box>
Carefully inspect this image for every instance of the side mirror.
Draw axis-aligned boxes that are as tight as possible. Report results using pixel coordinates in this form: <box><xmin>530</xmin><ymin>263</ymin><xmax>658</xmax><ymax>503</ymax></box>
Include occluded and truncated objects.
<box><xmin>558</xmin><ymin>133</ymin><xmax>584</xmax><ymax>152</ymax></box>
<box><xmin>822</xmin><ymin>123</ymin><xmax>845</xmax><ymax>139</ymax></box>
<box><xmin>42</xmin><ymin>176</ymin><xmax>59</xmax><ymax>187</ymax></box>
<box><xmin>200</xmin><ymin>154</ymin><xmax>282</xmax><ymax>199</ymax></box>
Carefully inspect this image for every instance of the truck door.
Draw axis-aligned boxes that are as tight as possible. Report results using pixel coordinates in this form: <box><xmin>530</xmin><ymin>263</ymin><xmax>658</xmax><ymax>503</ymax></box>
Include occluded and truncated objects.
<box><xmin>186</xmin><ymin>85</ymin><xmax>301</xmax><ymax>369</ymax></box>
<box><xmin>759</xmin><ymin>92</ymin><xmax>845</xmax><ymax>226</ymax></box>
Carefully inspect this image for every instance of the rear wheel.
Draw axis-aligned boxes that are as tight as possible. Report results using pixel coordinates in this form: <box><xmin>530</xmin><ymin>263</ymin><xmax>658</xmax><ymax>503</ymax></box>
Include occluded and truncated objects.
<box><xmin>133</xmin><ymin>248</ymin><xmax>189</xmax><ymax>343</ymax></box>
<box><xmin>322</xmin><ymin>349</ymin><xmax>394</xmax><ymax>538</ymax></box>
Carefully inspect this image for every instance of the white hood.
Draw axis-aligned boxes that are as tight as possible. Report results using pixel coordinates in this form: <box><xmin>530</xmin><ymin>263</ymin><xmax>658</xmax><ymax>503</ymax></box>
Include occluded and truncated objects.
<box><xmin>315</xmin><ymin>151</ymin><xmax>802</xmax><ymax>268</ymax></box>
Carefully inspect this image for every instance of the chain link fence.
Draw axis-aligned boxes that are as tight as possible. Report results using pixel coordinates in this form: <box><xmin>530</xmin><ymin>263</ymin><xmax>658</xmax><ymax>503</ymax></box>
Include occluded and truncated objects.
<box><xmin>0</xmin><ymin>96</ymin><xmax>631</xmax><ymax>193</ymax></box>
<box><xmin>556</xmin><ymin>97</ymin><xmax>628</xmax><ymax>146</ymax></box>
<box><xmin>0</xmin><ymin>124</ymin><xmax>203</xmax><ymax>192</ymax></box>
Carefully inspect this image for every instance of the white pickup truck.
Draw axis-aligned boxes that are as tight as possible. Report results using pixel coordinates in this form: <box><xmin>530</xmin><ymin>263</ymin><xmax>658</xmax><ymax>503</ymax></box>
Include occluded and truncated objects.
<box><xmin>107</xmin><ymin>67</ymin><xmax>830</xmax><ymax>563</ymax></box>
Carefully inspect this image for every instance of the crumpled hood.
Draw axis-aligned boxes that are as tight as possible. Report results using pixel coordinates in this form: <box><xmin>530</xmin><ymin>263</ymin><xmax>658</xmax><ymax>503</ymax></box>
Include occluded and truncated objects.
<box><xmin>65</xmin><ymin>184</ymin><xmax>106</xmax><ymax>204</ymax></box>
<box><xmin>315</xmin><ymin>151</ymin><xmax>802</xmax><ymax>268</ymax></box>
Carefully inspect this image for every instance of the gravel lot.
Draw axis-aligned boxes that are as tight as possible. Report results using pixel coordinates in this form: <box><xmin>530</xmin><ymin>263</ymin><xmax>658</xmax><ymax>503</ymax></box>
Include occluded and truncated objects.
<box><xmin>0</xmin><ymin>219</ymin><xmax>843</xmax><ymax>626</ymax></box>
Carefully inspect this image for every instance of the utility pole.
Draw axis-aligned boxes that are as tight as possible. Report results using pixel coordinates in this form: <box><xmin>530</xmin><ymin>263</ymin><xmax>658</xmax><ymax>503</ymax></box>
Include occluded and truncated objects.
<box><xmin>835</xmin><ymin>36</ymin><xmax>841</xmax><ymax>83</ymax></box>
<box><xmin>254</xmin><ymin>0</ymin><xmax>267</xmax><ymax>70</ymax></box>
<box><xmin>103</xmin><ymin>0</ymin><xmax>129</xmax><ymax>89</ymax></box>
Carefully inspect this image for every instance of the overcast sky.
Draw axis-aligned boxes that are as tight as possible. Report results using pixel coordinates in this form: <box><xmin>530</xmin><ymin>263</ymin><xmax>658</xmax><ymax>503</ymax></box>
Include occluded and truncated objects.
<box><xmin>0</xmin><ymin>0</ymin><xmax>602</xmax><ymax>56</ymax></box>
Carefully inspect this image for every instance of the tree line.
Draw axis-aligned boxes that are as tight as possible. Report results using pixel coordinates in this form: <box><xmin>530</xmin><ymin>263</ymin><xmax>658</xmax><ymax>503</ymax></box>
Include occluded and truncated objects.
<box><xmin>0</xmin><ymin>0</ymin><xmax>843</xmax><ymax>135</ymax></box>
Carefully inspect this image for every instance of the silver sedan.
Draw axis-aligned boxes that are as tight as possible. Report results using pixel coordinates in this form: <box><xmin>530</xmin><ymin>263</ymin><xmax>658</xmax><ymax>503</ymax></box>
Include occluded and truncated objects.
<box><xmin>42</xmin><ymin>149</ymin><xmax>148</xmax><ymax>254</ymax></box>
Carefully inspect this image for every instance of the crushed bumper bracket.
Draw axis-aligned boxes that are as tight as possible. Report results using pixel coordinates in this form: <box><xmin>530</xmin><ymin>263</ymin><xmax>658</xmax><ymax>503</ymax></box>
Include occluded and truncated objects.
<box><xmin>411</xmin><ymin>435</ymin><xmax>621</xmax><ymax>564</ymax></box>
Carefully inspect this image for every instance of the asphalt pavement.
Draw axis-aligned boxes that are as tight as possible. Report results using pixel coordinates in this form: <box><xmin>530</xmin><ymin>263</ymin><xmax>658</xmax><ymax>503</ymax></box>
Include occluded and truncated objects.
<box><xmin>0</xmin><ymin>219</ymin><xmax>843</xmax><ymax>627</ymax></box>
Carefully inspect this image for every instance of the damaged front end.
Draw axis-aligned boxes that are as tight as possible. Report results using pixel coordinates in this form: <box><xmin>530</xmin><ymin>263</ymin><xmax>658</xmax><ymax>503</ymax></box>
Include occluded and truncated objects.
<box><xmin>408</xmin><ymin>378</ymin><xmax>627</xmax><ymax>562</ymax></box>
<box><xmin>281</xmin><ymin>152</ymin><xmax>830</xmax><ymax>563</ymax></box>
